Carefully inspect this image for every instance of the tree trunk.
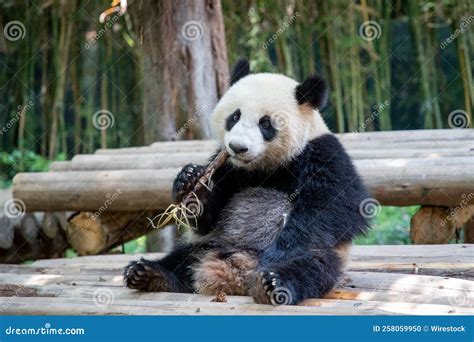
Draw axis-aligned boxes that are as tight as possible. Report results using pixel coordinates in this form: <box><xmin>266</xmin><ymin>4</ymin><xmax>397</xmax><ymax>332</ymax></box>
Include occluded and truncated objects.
<box><xmin>48</xmin><ymin>0</ymin><xmax>77</xmax><ymax>159</ymax></box>
<box><xmin>128</xmin><ymin>0</ymin><xmax>229</xmax><ymax>252</ymax></box>
<box><xmin>129</xmin><ymin>0</ymin><xmax>229</xmax><ymax>143</ymax></box>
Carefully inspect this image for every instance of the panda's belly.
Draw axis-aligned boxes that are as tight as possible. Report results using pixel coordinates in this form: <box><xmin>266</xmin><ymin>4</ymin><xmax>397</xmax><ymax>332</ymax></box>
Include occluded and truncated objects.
<box><xmin>212</xmin><ymin>187</ymin><xmax>291</xmax><ymax>250</ymax></box>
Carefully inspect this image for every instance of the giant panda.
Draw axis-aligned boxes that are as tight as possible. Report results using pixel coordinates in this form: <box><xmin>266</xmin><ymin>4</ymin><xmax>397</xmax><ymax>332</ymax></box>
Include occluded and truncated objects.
<box><xmin>124</xmin><ymin>59</ymin><xmax>370</xmax><ymax>305</ymax></box>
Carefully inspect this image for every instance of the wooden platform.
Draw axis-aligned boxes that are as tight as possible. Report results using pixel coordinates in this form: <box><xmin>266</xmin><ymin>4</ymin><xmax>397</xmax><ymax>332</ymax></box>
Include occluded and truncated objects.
<box><xmin>0</xmin><ymin>244</ymin><xmax>472</xmax><ymax>315</ymax></box>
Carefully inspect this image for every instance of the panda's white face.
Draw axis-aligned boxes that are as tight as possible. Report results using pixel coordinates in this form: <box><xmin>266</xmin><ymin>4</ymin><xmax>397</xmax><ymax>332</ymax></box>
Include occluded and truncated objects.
<box><xmin>212</xmin><ymin>73</ymin><xmax>329</xmax><ymax>171</ymax></box>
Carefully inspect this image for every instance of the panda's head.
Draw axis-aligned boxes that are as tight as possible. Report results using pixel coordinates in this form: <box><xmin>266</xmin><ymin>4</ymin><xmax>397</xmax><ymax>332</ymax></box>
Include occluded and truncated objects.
<box><xmin>212</xmin><ymin>59</ymin><xmax>330</xmax><ymax>171</ymax></box>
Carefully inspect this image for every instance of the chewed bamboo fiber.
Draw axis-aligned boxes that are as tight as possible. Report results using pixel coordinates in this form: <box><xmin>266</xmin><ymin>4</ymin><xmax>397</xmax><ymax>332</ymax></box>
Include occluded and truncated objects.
<box><xmin>147</xmin><ymin>150</ymin><xmax>229</xmax><ymax>230</ymax></box>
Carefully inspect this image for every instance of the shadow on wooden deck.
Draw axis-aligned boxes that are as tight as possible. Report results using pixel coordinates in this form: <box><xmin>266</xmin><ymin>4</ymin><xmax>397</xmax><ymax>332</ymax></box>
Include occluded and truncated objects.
<box><xmin>0</xmin><ymin>244</ymin><xmax>472</xmax><ymax>315</ymax></box>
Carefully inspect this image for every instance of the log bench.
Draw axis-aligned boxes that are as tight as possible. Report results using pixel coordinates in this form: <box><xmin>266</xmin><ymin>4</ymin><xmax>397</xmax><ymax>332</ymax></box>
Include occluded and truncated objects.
<box><xmin>0</xmin><ymin>244</ymin><xmax>472</xmax><ymax>315</ymax></box>
<box><xmin>4</xmin><ymin>129</ymin><xmax>474</xmax><ymax>259</ymax></box>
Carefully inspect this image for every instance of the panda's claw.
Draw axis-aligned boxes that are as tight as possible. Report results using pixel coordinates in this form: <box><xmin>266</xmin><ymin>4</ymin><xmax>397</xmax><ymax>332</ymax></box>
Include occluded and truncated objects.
<box><xmin>172</xmin><ymin>163</ymin><xmax>205</xmax><ymax>202</ymax></box>
<box><xmin>123</xmin><ymin>258</ymin><xmax>171</xmax><ymax>292</ymax></box>
<box><xmin>250</xmin><ymin>270</ymin><xmax>292</xmax><ymax>305</ymax></box>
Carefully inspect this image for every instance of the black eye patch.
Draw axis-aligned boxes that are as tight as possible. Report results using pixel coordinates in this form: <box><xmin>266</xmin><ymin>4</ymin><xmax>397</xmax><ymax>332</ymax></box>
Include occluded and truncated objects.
<box><xmin>259</xmin><ymin>115</ymin><xmax>277</xmax><ymax>141</ymax></box>
<box><xmin>225</xmin><ymin>109</ymin><xmax>241</xmax><ymax>131</ymax></box>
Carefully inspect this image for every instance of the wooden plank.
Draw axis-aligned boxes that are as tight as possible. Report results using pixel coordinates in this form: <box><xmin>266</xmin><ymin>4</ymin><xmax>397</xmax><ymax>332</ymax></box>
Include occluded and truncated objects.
<box><xmin>25</xmin><ymin>244</ymin><xmax>473</xmax><ymax>279</ymax></box>
<box><xmin>0</xmin><ymin>271</ymin><xmax>471</xmax><ymax>308</ymax></box>
<box><xmin>0</xmin><ymin>296</ymin><xmax>471</xmax><ymax>315</ymax></box>
<box><xmin>0</xmin><ymin>244</ymin><xmax>471</xmax><ymax>315</ymax></box>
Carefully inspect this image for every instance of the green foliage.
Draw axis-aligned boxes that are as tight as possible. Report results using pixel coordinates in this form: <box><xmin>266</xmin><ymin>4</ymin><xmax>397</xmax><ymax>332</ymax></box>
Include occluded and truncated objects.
<box><xmin>0</xmin><ymin>150</ymin><xmax>66</xmax><ymax>188</ymax></box>
<box><xmin>65</xmin><ymin>249</ymin><xmax>78</xmax><ymax>258</ymax></box>
<box><xmin>124</xmin><ymin>236</ymin><xmax>147</xmax><ymax>254</ymax></box>
<box><xmin>354</xmin><ymin>206</ymin><xmax>420</xmax><ymax>245</ymax></box>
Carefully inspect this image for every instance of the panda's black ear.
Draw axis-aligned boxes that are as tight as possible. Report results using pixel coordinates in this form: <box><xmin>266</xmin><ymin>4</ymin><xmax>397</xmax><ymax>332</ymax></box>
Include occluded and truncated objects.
<box><xmin>295</xmin><ymin>74</ymin><xmax>329</xmax><ymax>110</ymax></box>
<box><xmin>230</xmin><ymin>58</ymin><xmax>250</xmax><ymax>86</ymax></box>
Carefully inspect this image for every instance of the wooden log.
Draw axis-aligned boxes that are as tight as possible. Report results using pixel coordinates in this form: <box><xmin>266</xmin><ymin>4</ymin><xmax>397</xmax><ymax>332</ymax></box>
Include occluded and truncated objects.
<box><xmin>0</xmin><ymin>223</ymin><xmax>68</xmax><ymax>264</ymax></box>
<box><xmin>42</xmin><ymin>213</ymin><xmax>60</xmax><ymax>239</ymax></box>
<box><xmin>67</xmin><ymin>211</ymin><xmax>158</xmax><ymax>255</ymax></box>
<box><xmin>94</xmin><ymin>129</ymin><xmax>474</xmax><ymax>154</ymax></box>
<box><xmin>16</xmin><ymin>213</ymin><xmax>40</xmax><ymax>242</ymax></box>
<box><xmin>0</xmin><ymin>208</ymin><xmax>72</xmax><ymax>263</ymax></box>
<box><xmin>13</xmin><ymin>169</ymin><xmax>176</xmax><ymax>212</ymax></box>
<box><xmin>338</xmin><ymin>128</ymin><xmax>474</xmax><ymax>141</ymax></box>
<box><xmin>95</xmin><ymin>143</ymin><xmax>474</xmax><ymax>157</ymax></box>
<box><xmin>13</xmin><ymin>164</ymin><xmax>474</xmax><ymax>212</ymax></box>
<box><xmin>69</xmin><ymin>152</ymin><xmax>210</xmax><ymax>171</ymax></box>
<box><xmin>52</xmin><ymin>155</ymin><xmax>474</xmax><ymax>172</ymax></box>
<box><xmin>0</xmin><ymin>216</ymin><xmax>14</xmax><ymax>249</ymax></box>
<box><xmin>49</xmin><ymin>161</ymin><xmax>72</xmax><ymax>171</ymax></box>
<box><xmin>349</xmin><ymin>148</ymin><xmax>473</xmax><ymax>159</ymax></box>
<box><xmin>410</xmin><ymin>205</ymin><xmax>474</xmax><ymax>244</ymax></box>
<box><xmin>96</xmin><ymin>140</ymin><xmax>218</xmax><ymax>155</ymax></box>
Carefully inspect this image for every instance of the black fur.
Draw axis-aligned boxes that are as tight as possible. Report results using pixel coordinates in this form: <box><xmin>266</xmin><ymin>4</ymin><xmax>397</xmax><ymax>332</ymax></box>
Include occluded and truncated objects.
<box><xmin>230</xmin><ymin>58</ymin><xmax>250</xmax><ymax>85</ymax></box>
<box><xmin>172</xmin><ymin>163</ymin><xmax>205</xmax><ymax>203</ymax></box>
<box><xmin>258</xmin><ymin>115</ymin><xmax>277</xmax><ymax>141</ymax></box>
<box><xmin>295</xmin><ymin>74</ymin><xmax>329</xmax><ymax>109</ymax></box>
<box><xmin>225</xmin><ymin>109</ymin><xmax>241</xmax><ymax>131</ymax></box>
<box><xmin>124</xmin><ymin>133</ymin><xmax>370</xmax><ymax>304</ymax></box>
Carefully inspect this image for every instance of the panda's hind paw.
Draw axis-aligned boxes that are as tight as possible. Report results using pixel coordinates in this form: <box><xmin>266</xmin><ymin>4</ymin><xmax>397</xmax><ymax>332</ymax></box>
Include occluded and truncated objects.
<box><xmin>124</xmin><ymin>258</ymin><xmax>171</xmax><ymax>292</ymax></box>
<box><xmin>250</xmin><ymin>270</ymin><xmax>294</xmax><ymax>305</ymax></box>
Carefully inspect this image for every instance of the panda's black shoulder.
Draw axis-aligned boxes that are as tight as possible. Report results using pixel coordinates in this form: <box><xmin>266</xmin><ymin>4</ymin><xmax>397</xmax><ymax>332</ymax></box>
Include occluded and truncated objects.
<box><xmin>296</xmin><ymin>133</ymin><xmax>355</xmax><ymax>173</ymax></box>
<box><xmin>293</xmin><ymin>133</ymin><xmax>369</xmax><ymax>199</ymax></box>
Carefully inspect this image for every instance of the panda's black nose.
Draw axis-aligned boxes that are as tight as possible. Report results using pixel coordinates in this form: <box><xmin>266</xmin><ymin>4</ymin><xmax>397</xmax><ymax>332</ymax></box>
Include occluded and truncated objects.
<box><xmin>229</xmin><ymin>142</ymin><xmax>248</xmax><ymax>154</ymax></box>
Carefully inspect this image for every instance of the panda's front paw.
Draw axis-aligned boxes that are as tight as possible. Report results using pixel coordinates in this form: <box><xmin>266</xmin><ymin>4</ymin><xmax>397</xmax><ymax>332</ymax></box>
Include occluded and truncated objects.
<box><xmin>172</xmin><ymin>163</ymin><xmax>205</xmax><ymax>202</ymax></box>
<box><xmin>124</xmin><ymin>258</ymin><xmax>171</xmax><ymax>292</ymax></box>
<box><xmin>250</xmin><ymin>270</ymin><xmax>294</xmax><ymax>305</ymax></box>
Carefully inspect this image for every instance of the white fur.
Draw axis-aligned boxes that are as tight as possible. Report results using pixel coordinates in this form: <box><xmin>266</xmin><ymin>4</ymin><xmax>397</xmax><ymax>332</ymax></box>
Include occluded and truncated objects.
<box><xmin>212</xmin><ymin>73</ymin><xmax>329</xmax><ymax>170</ymax></box>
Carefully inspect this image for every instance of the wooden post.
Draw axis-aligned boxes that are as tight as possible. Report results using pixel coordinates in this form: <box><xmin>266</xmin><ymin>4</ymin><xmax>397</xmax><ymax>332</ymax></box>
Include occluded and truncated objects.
<box><xmin>411</xmin><ymin>205</ymin><xmax>474</xmax><ymax>244</ymax></box>
<box><xmin>464</xmin><ymin>219</ymin><xmax>474</xmax><ymax>243</ymax></box>
<box><xmin>67</xmin><ymin>211</ymin><xmax>158</xmax><ymax>255</ymax></box>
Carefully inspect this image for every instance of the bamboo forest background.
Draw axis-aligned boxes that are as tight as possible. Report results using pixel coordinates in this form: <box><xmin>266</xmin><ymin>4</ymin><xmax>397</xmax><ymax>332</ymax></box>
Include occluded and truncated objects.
<box><xmin>0</xmin><ymin>0</ymin><xmax>473</xmax><ymax>186</ymax></box>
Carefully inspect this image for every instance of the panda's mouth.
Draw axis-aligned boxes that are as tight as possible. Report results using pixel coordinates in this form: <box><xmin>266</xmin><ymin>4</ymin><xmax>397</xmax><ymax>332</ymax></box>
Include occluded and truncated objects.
<box><xmin>230</xmin><ymin>155</ymin><xmax>254</xmax><ymax>166</ymax></box>
<box><xmin>231</xmin><ymin>155</ymin><xmax>252</xmax><ymax>164</ymax></box>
